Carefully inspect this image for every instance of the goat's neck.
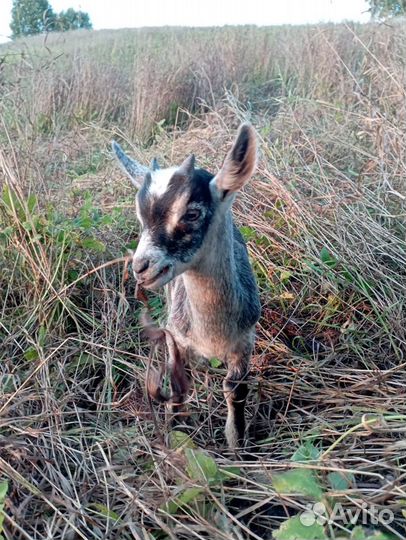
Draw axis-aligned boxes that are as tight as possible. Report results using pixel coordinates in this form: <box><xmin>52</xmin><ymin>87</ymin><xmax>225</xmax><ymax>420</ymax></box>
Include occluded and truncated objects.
<box><xmin>182</xmin><ymin>211</ymin><xmax>237</xmax><ymax>312</ymax></box>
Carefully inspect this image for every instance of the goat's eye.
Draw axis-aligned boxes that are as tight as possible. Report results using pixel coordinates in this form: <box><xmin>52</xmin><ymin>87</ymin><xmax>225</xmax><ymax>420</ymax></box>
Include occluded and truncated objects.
<box><xmin>182</xmin><ymin>209</ymin><xmax>201</xmax><ymax>222</ymax></box>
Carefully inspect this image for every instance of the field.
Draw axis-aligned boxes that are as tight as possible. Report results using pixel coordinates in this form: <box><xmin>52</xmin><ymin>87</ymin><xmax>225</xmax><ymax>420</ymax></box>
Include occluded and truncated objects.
<box><xmin>1</xmin><ymin>22</ymin><xmax>406</xmax><ymax>540</ymax></box>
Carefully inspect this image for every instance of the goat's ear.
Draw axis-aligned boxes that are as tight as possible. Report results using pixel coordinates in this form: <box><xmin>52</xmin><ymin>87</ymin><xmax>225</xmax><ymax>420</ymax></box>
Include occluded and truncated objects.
<box><xmin>111</xmin><ymin>141</ymin><xmax>149</xmax><ymax>189</ymax></box>
<box><xmin>215</xmin><ymin>124</ymin><xmax>257</xmax><ymax>195</ymax></box>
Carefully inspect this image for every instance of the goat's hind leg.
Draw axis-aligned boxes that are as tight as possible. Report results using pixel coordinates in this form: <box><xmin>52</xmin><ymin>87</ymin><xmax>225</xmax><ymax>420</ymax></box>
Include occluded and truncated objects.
<box><xmin>223</xmin><ymin>345</ymin><xmax>252</xmax><ymax>448</ymax></box>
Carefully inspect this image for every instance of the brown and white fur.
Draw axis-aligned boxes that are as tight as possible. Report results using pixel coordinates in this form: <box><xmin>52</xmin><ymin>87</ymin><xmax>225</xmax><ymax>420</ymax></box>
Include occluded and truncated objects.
<box><xmin>112</xmin><ymin>124</ymin><xmax>261</xmax><ymax>448</ymax></box>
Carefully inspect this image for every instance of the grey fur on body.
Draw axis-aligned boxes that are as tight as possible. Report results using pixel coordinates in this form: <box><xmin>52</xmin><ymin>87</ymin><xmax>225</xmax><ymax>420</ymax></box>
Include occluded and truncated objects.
<box><xmin>112</xmin><ymin>124</ymin><xmax>261</xmax><ymax>448</ymax></box>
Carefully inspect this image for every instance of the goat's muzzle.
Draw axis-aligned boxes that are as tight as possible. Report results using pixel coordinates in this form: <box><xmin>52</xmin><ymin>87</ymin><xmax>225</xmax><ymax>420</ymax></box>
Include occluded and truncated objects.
<box><xmin>134</xmin><ymin>259</ymin><xmax>174</xmax><ymax>290</ymax></box>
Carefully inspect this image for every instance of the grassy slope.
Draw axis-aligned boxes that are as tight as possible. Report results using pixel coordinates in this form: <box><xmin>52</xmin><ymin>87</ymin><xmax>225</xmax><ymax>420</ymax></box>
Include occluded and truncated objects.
<box><xmin>1</xmin><ymin>23</ymin><xmax>406</xmax><ymax>539</ymax></box>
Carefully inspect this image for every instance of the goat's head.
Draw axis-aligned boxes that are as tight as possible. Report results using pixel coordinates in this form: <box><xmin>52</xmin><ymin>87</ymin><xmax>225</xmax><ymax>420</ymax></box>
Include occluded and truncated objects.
<box><xmin>112</xmin><ymin>123</ymin><xmax>257</xmax><ymax>289</ymax></box>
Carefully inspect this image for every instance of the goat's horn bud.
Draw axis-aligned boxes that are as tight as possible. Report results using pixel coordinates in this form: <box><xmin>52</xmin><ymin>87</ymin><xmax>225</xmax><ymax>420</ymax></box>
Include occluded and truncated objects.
<box><xmin>150</xmin><ymin>157</ymin><xmax>160</xmax><ymax>171</ymax></box>
<box><xmin>178</xmin><ymin>154</ymin><xmax>195</xmax><ymax>177</ymax></box>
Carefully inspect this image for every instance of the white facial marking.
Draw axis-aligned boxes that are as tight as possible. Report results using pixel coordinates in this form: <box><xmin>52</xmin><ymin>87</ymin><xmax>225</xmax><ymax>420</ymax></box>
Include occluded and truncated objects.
<box><xmin>148</xmin><ymin>167</ymin><xmax>178</xmax><ymax>197</ymax></box>
<box><xmin>134</xmin><ymin>230</ymin><xmax>156</xmax><ymax>263</ymax></box>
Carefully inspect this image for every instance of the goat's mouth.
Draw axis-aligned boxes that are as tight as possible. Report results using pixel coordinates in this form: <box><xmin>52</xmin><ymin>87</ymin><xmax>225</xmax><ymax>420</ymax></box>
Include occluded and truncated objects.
<box><xmin>139</xmin><ymin>264</ymin><xmax>173</xmax><ymax>289</ymax></box>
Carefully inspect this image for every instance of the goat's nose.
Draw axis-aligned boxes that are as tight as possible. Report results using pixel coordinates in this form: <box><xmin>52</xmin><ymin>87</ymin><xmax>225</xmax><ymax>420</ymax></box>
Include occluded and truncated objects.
<box><xmin>133</xmin><ymin>257</ymin><xmax>150</xmax><ymax>275</ymax></box>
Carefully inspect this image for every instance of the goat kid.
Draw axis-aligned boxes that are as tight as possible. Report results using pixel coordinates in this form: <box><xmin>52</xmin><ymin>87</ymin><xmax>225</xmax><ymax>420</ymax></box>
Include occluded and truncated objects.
<box><xmin>112</xmin><ymin>124</ymin><xmax>261</xmax><ymax>448</ymax></box>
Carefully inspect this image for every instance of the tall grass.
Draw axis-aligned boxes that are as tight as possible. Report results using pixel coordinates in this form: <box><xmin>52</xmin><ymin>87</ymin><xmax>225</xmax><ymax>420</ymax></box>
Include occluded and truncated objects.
<box><xmin>1</xmin><ymin>22</ymin><xmax>406</xmax><ymax>540</ymax></box>
<box><xmin>1</xmin><ymin>23</ymin><xmax>405</xmax><ymax>141</ymax></box>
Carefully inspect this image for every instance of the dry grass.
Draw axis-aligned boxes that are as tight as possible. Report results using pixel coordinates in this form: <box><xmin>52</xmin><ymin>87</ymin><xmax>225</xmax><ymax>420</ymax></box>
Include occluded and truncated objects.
<box><xmin>1</xmin><ymin>21</ymin><xmax>406</xmax><ymax>540</ymax></box>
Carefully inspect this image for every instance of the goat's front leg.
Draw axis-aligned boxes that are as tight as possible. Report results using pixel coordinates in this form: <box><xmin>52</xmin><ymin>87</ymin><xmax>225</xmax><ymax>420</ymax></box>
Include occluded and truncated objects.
<box><xmin>142</xmin><ymin>312</ymin><xmax>189</xmax><ymax>418</ymax></box>
<box><xmin>223</xmin><ymin>341</ymin><xmax>253</xmax><ymax>448</ymax></box>
<box><xmin>167</xmin><ymin>340</ymin><xmax>190</xmax><ymax>421</ymax></box>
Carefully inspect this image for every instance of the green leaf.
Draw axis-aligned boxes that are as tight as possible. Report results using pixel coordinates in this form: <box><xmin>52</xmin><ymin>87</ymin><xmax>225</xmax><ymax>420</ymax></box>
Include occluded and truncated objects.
<box><xmin>239</xmin><ymin>226</ymin><xmax>256</xmax><ymax>242</ymax></box>
<box><xmin>78</xmin><ymin>216</ymin><xmax>93</xmax><ymax>230</ymax></box>
<box><xmin>90</xmin><ymin>503</ymin><xmax>120</xmax><ymax>521</ymax></box>
<box><xmin>68</xmin><ymin>269</ymin><xmax>79</xmax><ymax>282</ymax></box>
<box><xmin>350</xmin><ymin>531</ymin><xmax>398</xmax><ymax>540</ymax></box>
<box><xmin>328</xmin><ymin>471</ymin><xmax>355</xmax><ymax>491</ymax></box>
<box><xmin>272</xmin><ymin>469</ymin><xmax>324</xmax><ymax>500</ymax></box>
<box><xmin>0</xmin><ymin>226</ymin><xmax>14</xmax><ymax>238</ymax></box>
<box><xmin>22</xmin><ymin>221</ymin><xmax>32</xmax><ymax>232</ymax></box>
<box><xmin>280</xmin><ymin>270</ymin><xmax>292</xmax><ymax>283</ymax></box>
<box><xmin>218</xmin><ymin>466</ymin><xmax>241</xmax><ymax>480</ymax></box>
<box><xmin>2</xmin><ymin>185</ymin><xmax>16</xmax><ymax>211</ymax></box>
<box><xmin>126</xmin><ymin>239</ymin><xmax>138</xmax><ymax>250</ymax></box>
<box><xmin>0</xmin><ymin>481</ymin><xmax>8</xmax><ymax>534</ymax></box>
<box><xmin>185</xmin><ymin>448</ymin><xmax>219</xmax><ymax>484</ymax></box>
<box><xmin>0</xmin><ymin>482</ymin><xmax>8</xmax><ymax>501</ymax></box>
<box><xmin>320</xmin><ymin>247</ymin><xmax>338</xmax><ymax>269</ymax></box>
<box><xmin>24</xmin><ymin>347</ymin><xmax>39</xmax><ymax>361</ymax></box>
<box><xmin>27</xmin><ymin>193</ymin><xmax>37</xmax><ymax>213</ymax></box>
<box><xmin>364</xmin><ymin>533</ymin><xmax>398</xmax><ymax>540</ymax></box>
<box><xmin>169</xmin><ymin>431</ymin><xmax>196</xmax><ymax>450</ymax></box>
<box><xmin>101</xmin><ymin>215</ymin><xmax>112</xmax><ymax>225</ymax></box>
<box><xmin>2</xmin><ymin>186</ymin><xmax>26</xmax><ymax>220</ymax></box>
<box><xmin>340</xmin><ymin>268</ymin><xmax>355</xmax><ymax>283</ymax></box>
<box><xmin>305</xmin><ymin>260</ymin><xmax>324</xmax><ymax>275</ymax></box>
<box><xmin>210</xmin><ymin>357</ymin><xmax>222</xmax><ymax>369</ymax></box>
<box><xmin>273</xmin><ymin>515</ymin><xmax>326</xmax><ymax>540</ymax></box>
<box><xmin>163</xmin><ymin>487</ymin><xmax>204</xmax><ymax>514</ymax></box>
<box><xmin>351</xmin><ymin>526</ymin><xmax>367</xmax><ymax>540</ymax></box>
<box><xmin>81</xmin><ymin>238</ymin><xmax>106</xmax><ymax>252</ymax></box>
<box><xmin>38</xmin><ymin>325</ymin><xmax>47</xmax><ymax>347</ymax></box>
<box><xmin>291</xmin><ymin>442</ymin><xmax>320</xmax><ymax>462</ymax></box>
<box><xmin>356</xmin><ymin>276</ymin><xmax>374</xmax><ymax>295</ymax></box>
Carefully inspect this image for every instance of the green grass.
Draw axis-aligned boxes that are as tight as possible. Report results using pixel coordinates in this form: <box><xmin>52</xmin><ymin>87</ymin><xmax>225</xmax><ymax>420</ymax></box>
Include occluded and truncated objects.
<box><xmin>1</xmin><ymin>22</ymin><xmax>406</xmax><ymax>540</ymax></box>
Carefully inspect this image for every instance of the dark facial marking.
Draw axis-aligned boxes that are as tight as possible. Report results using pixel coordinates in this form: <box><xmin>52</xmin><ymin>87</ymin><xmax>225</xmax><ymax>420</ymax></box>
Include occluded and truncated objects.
<box><xmin>138</xmin><ymin>168</ymin><xmax>215</xmax><ymax>263</ymax></box>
